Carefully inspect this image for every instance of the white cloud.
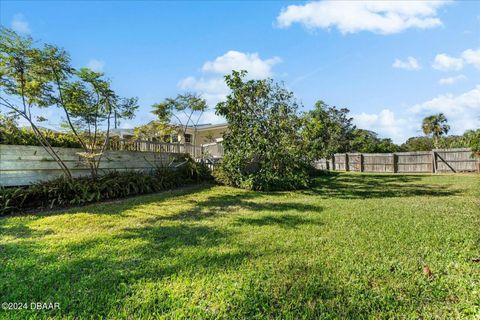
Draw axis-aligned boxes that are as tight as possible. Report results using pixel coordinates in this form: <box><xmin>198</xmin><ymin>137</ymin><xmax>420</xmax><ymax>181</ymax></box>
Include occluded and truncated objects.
<box><xmin>432</xmin><ymin>53</ymin><xmax>464</xmax><ymax>71</ymax></box>
<box><xmin>198</xmin><ymin>110</ymin><xmax>226</xmax><ymax>125</ymax></box>
<box><xmin>431</xmin><ymin>48</ymin><xmax>480</xmax><ymax>71</ymax></box>
<box><xmin>11</xmin><ymin>13</ymin><xmax>31</xmax><ymax>35</ymax></box>
<box><xmin>120</xmin><ymin>122</ymin><xmax>134</xmax><ymax>129</ymax></box>
<box><xmin>461</xmin><ymin>48</ymin><xmax>480</xmax><ymax>70</ymax></box>
<box><xmin>202</xmin><ymin>51</ymin><xmax>281</xmax><ymax>78</ymax></box>
<box><xmin>276</xmin><ymin>1</ymin><xmax>448</xmax><ymax>35</ymax></box>
<box><xmin>392</xmin><ymin>57</ymin><xmax>421</xmax><ymax>70</ymax></box>
<box><xmin>178</xmin><ymin>77</ymin><xmax>229</xmax><ymax>107</ymax></box>
<box><xmin>354</xmin><ymin>109</ymin><xmax>410</xmax><ymax>143</ymax></box>
<box><xmin>179</xmin><ymin>51</ymin><xmax>281</xmax><ymax>108</ymax></box>
<box><xmin>409</xmin><ymin>85</ymin><xmax>480</xmax><ymax>115</ymax></box>
<box><xmin>353</xmin><ymin>86</ymin><xmax>480</xmax><ymax>143</ymax></box>
<box><xmin>409</xmin><ymin>85</ymin><xmax>480</xmax><ymax>134</ymax></box>
<box><xmin>438</xmin><ymin>74</ymin><xmax>466</xmax><ymax>85</ymax></box>
<box><xmin>86</xmin><ymin>59</ymin><xmax>105</xmax><ymax>72</ymax></box>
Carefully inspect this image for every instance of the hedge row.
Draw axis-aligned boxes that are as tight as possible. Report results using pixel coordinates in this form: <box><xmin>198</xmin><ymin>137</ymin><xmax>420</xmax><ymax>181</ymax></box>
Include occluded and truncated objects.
<box><xmin>0</xmin><ymin>157</ymin><xmax>212</xmax><ymax>215</ymax></box>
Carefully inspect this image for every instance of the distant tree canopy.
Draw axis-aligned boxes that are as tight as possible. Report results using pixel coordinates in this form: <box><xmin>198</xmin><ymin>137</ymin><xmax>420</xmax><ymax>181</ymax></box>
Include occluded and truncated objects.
<box><xmin>133</xmin><ymin>120</ymin><xmax>176</xmax><ymax>141</ymax></box>
<box><xmin>215</xmin><ymin>71</ymin><xmax>310</xmax><ymax>191</ymax></box>
<box><xmin>349</xmin><ymin>129</ymin><xmax>402</xmax><ymax>153</ymax></box>
<box><xmin>301</xmin><ymin>101</ymin><xmax>355</xmax><ymax>161</ymax></box>
<box><xmin>401</xmin><ymin>136</ymin><xmax>434</xmax><ymax>152</ymax></box>
<box><xmin>0</xmin><ymin>112</ymin><xmax>81</xmax><ymax>147</ymax></box>
<box><xmin>401</xmin><ymin>132</ymin><xmax>476</xmax><ymax>152</ymax></box>
<box><xmin>464</xmin><ymin>129</ymin><xmax>480</xmax><ymax>156</ymax></box>
<box><xmin>301</xmin><ymin>103</ymin><xmax>402</xmax><ymax>155</ymax></box>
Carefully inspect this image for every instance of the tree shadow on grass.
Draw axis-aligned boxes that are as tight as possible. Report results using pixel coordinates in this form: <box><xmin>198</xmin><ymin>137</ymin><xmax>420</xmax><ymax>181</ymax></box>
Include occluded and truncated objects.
<box><xmin>0</xmin><ymin>222</ymin><xmax>53</xmax><ymax>239</ymax></box>
<box><xmin>235</xmin><ymin>214</ymin><xmax>324</xmax><ymax>229</ymax></box>
<box><xmin>150</xmin><ymin>192</ymin><xmax>324</xmax><ymax>223</ymax></box>
<box><xmin>306</xmin><ymin>173</ymin><xmax>459</xmax><ymax>199</ymax></box>
<box><xmin>0</xmin><ymin>221</ymin><xmax>249</xmax><ymax>318</ymax></box>
<box><xmin>0</xmin><ymin>179</ymin><xmax>329</xmax><ymax>317</ymax></box>
<box><xmin>2</xmin><ymin>173</ymin><xmax>460</xmax><ymax>318</ymax></box>
<box><xmin>3</xmin><ymin>173</ymin><xmax>452</xmax><ymax>318</ymax></box>
<box><xmin>0</xmin><ymin>183</ymin><xmax>216</xmax><ymax>219</ymax></box>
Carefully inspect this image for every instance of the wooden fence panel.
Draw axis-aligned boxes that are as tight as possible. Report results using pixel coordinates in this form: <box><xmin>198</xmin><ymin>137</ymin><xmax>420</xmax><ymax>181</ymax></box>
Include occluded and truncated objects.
<box><xmin>347</xmin><ymin>153</ymin><xmax>362</xmax><ymax>172</ymax></box>
<box><xmin>396</xmin><ymin>152</ymin><xmax>432</xmax><ymax>173</ymax></box>
<box><xmin>334</xmin><ymin>154</ymin><xmax>347</xmax><ymax>171</ymax></box>
<box><xmin>363</xmin><ymin>153</ymin><xmax>395</xmax><ymax>173</ymax></box>
<box><xmin>313</xmin><ymin>159</ymin><xmax>329</xmax><ymax>170</ymax></box>
<box><xmin>0</xmin><ymin>145</ymin><xmax>183</xmax><ymax>186</ymax></box>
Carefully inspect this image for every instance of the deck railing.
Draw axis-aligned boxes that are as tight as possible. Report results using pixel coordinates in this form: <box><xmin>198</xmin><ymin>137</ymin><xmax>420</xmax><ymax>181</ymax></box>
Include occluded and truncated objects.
<box><xmin>200</xmin><ymin>142</ymin><xmax>224</xmax><ymax>159</ymax></box>
<box><xmin>107</xmin><ymin>139</ymin><xmax>223</xmax><ymax>159</ymax></box>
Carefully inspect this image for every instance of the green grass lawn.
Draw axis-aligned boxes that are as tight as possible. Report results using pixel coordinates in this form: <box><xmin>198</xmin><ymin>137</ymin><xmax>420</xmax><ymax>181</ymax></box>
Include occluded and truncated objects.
<box><xmin>1</xmin><ymin>173</ymin><xmax>479</xmax><ymax>319</ymax></box>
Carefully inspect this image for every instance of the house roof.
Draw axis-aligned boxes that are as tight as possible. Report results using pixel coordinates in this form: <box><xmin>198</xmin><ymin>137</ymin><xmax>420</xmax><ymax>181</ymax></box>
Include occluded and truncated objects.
<box><xmin>188</xmin><ymin>123</ymin><xmax>228</xmax><ymax>131</ymax></box>
<box><xmin>110</xmin><ymin>128</ymin><xmax>134</xmax><ymax>136</ymax></box>
<box><xmin>109</xmin><ymin>123</ymin><xmax>228</xmax><ymax>137</ymax></box>
<box><xmin>21</xmin><ymin>126</ymin><xmax>60</xmax><ymax>133</ymax></box>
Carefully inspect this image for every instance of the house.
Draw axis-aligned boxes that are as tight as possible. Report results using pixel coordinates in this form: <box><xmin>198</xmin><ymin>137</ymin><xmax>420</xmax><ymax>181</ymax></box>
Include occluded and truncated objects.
<box><xmin>185</xmin><ymin>123</ymin><xmax>228</xmax><ymax>145</ymax></box>
<box><xmin>109</xmin><ymin>128</ymin><xmax>135</xmax><ymax>140</ymax></box>
<box><xmin>110</xmin><ymin>123</ymin><xmax>228</xmax><ymax>146</ymax></box>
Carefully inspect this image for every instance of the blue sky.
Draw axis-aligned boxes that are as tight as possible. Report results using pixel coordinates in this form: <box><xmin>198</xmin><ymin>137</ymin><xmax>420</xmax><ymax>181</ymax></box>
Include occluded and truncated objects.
<box><xmin>1</xmin><ymin>0</ymin><xmax>479</xmax><ymax>143</ymax></box>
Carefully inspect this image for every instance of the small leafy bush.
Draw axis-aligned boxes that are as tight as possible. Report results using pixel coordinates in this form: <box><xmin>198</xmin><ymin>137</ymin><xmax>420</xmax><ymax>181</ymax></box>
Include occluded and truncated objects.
<box><xmin>0</xmin><ymin>158</ymin><xmax>212</xmax><ymax>215</ymax></box>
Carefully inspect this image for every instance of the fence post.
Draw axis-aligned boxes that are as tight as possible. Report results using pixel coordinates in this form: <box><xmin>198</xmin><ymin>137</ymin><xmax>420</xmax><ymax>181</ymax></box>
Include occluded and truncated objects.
<box><xmin>359</xmin><ymin>154</ymin><xmax>364</xmax><ymax>172</ymax></box>
<box><xmin>393</xmin><ymin>153</ymin><xmax>398</xmax><ymax>173</ymax></box>
<box><xmin>431</xmin><ymin>151</ymin><xmax>437</xmax><ymax>173</ymax></box>
<box><xmin>345</xmin><ymin>154</ymin><xmax>349</xmax><ymax>172</ymax></box>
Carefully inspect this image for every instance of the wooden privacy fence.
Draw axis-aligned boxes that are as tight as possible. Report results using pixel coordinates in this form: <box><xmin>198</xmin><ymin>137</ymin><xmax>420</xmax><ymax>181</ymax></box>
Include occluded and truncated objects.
<box><xmin>314</xmin><ymin>148</ymin><xmax>479</xmax><ymax>173</ymax></box>
<box><xmin>0</xmin><ymin>144</ymin><xmax>185</xmax><ymax>186</ymax></box>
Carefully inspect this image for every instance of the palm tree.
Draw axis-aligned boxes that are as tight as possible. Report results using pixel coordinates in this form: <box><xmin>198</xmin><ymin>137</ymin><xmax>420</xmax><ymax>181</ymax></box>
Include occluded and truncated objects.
<box><xmin>421</xmin><ymin>113</ymin><xmax>450</xmax><ymax>148</ymax></box>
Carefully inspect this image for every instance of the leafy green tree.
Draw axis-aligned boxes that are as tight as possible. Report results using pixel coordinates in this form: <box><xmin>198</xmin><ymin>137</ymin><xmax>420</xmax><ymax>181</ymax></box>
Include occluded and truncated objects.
<box><xmin>151</xmin><ymin>93</ymin><xmax>208</xmax><ymax>148</ymax></box>
<box><xmin>0</xmin><ymin>27</ymin><xmax>74</xmax><ymax>177</ymax></box>
<box><xmin>133</xmin><ymin>120</ymin><xmax>176</xmax><ymax>142</ymax></box>
<box><xmin>301</xmin><ymin>101</ymin><xmax>355</xmax><ymax>161</ymax></box>
<box><xmin>464</xmin><ymin>128</ymin><xmax>480</xmax><ymax>154</ymax></box>
<box><xmin>422</xmin><ymin>113</ymin><xmax>450</xmax><ymax>148</ymax></box>
<box><xmin>401</xmin><ymin>136</ymin><xmax>435</xmax><ymax>151</ymax></box>
<box><xmin>61</xmin><ymin>68</ymin><xmax>138</xmax><ymax>177</ymax></box>
<box><xmin>437</xmin><ymin>135</ymin><xmax>469</xmax><ymax>149</ymax></box>
<box><xmin>463</xmin><ymin>129</ymin><xmax>480</xmax><ymax>172</ymax></box>
<box><xmin>349</xmin><ymin>129</ymin><xmax>402</xmax><ymax>153</ymax></box>
<box><xmin>215</xmin><ymin>71</ymin><xmax>309</xmax><ymax>191</ymax></box>
<box><xmin>0</xmin><ymin>27</ymin><xmax>138</xmax><ymax>179</ymax></box>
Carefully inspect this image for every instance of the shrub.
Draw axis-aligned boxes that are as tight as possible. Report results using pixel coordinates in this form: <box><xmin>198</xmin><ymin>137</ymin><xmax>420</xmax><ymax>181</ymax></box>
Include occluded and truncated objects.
<box><xmin>0</xmin><ymin>114</ymin><xmax>82</xmax><ymax>148</ymax></box>
<box><xmin>215</xmin><ymin>71</ymin><xmax>310</xmax><ymax>191</ymax></box>
<box><xmin>0</xmin><ymin>157</ymin><xmax>212</xmax><ymax>215</ymax></box>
